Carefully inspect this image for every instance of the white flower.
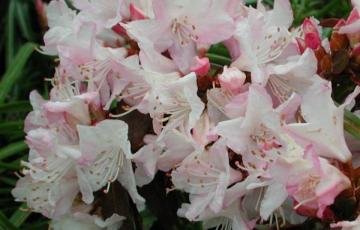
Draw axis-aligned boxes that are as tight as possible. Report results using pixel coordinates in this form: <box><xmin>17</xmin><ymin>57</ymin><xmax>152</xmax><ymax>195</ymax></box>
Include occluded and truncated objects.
<box><xmin>76</xmin><ymin>119</ymin><xmax>145</xmax><ymax>210</ymax></box>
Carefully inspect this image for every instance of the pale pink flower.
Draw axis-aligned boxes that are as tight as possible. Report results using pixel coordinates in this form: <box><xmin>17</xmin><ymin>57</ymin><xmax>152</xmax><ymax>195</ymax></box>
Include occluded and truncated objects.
<box><xmin>132</xmin><ymin>129</ymin><xmax>196</xmax><ymax>186</ymax></box>
<box><xmin>128</xmin><ymin>0</ymin><xmax>154</xmax><ymax>19</ymax></box>
<box><xmin>12</xmin><ymin>175</ymin><xmax>78</xmax><ymax>218</ymax></box>
<box><xmin>74</xmin><ymin>0</ymin><xmax>126</xmax><ymax>29</ymax></box>
<box><xmin>216</xmin><ymin>85</ymin><xmax>285</xmax><ymax>161</ymax></box>
<box><xmin>339</xmin><ymin>2</ymin><xmax>360</xmax><ymax>47</ymax></box>
<box><xmin>76</xmin><ymin>119</ymin><xmax>145</xmax><ymax>210</ymax></box>
<box><xmin>97</xmin><ymin>55</ymin><xmax>141</xmax><ymax>110</ymax></box>
<box><xmin>266</xmin><ymin>48</ymin><xmax>321</xmax><ymax>103</ymax></box>
<box><xmin>219</xmin><ymin>66</ymin><xmax>246</xmax><ymax>94</ymax></box>
<box><xmin>191</xmin><ymin>111</ymin><xmax>217</xmax><ymax>146</ymax></box>
<box><xmin>178</xmin><ymin>176</ymin><xmax>258</xmax><ymax>229</ymax></box>
<box><xmin>42</xmin><ymin>0</ymin><xmax>77</xmax><ymax>55</ymax></box>
<box><xmin>24</xmin><ymin>91</ymin><xmax>48</xmax><ymax>132</ymax></box>
<box><xmin>109</xmin><ymin>55</ymin><xmax>181</xmax><ymax>118</ymax></box>
<box><xmin>206</xmin><ymin>88</ymin><xmax>234</xmax><ymax>119</ymax></box>
<box><xmin>138</xmin><ymin>41</ymin><xmax>178</xmax><ymax>73</ymax></box>
<box><xmin>206</xmin><ymin>83</ymin><xmax>250</xmax><ymax>120</ymax></box>
<box><xmin>152</xmin><ymin>72</ymin><xmax>205</xmax><ymax>136</ymax></box>
<box><xmin>331</xmin><ymin>215</ymin><xmax>360</xmax><ymax>230</ymax></box>
<box><xmin>286</xmin><ymin>82</ymin><xmax>360</xmax><ymax>162</ymax></box>
<box><xmin>229</xmin><ymin>0</ymin><xmax>293</xmax><ymax>84</ymax></box>
<box><xmin>23</xmin><ymin>128</ymin><xmax>80</xmax><ymax>181</ymax></box>
<box><xmin>124</xmin><ymin>0</ymin><xmax>235</xmax><ymax>72</ymax></box>
<box><xmin>50</xmin><ymin>213</ymin><xmax>124</xmax><ymax>230</ymax></box>
<box><xmin>172</xmin><ymin>139</ymin><xmax>243</xmax><ymax>220</ymax></box>
<box><xmin>274</xmin><ymin>145</ymin><xmax>351</xmax><ymax>218</ymax></box>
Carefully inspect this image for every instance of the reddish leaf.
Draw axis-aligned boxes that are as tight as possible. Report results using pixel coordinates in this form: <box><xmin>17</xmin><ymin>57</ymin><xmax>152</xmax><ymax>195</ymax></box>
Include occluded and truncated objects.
<box><xmin>330</xmin><ymin>32</ymin><xmax>349</xmax><ymax>52</ymax></box>
<box><xmin>320</xmin><ymin>18</ymin><xmax>341</xmax><ymax>27</ymax></box>
<box><xmin>332</xmin><ymin>49</ymin><xmax>350</xmax><ymax>74</ymax></box>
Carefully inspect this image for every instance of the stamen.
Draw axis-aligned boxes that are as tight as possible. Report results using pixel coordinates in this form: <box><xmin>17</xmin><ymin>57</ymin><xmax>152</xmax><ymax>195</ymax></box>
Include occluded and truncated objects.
<box><xmin>171</xmin><ymin>16</ymin><xmax>199</xmax><ymax>46</ymax></box>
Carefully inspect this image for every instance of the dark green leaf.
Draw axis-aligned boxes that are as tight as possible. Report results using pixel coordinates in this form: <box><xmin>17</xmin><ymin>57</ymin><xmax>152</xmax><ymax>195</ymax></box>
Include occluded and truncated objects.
<box><xmin>208</xmin><ymin>44</ymin><xmax>230</xmax><ymax>58</ymax></box>
<box><xmin>15</xmin><ymin>1</ymin><xmax>35</xmax><ymax>42</ymax></box>
<box><xmin>0</xmin><ymin>161</ymin><xmax>20</xmax><ymax>170</ymax></box>
<box><xmin>0</xmin><ymin>211</ymin><xmax>18</xmax><ymax>230</ymax></box>
<box><xmin>9</xmin><ymin>204</ymin><xmax>31</xmax><ymax>228</ymax></box>
<box><xmin>206</xmin><ymin>53</ymin><xmax>232</xmax><ymax>66</ymax></box>
<box><xmin>0</xmin><ymin>141</ymin><xmax>27</xmax><ymax>161</ymax></box>
<box><xmin>0</xmin><ymin>101</ymin><xmax>31</xmax><ymax>114</ymax></box>
<box><xmin>0</xmin><ymin>43</ymin><xmax>36</xmax><ymax>104</ymax></box>
<box><xmin>0</xmin><ymin>121</ymin><xmax>24</xmax><ymax>134</ymax></box>
<box><xmin>0</xmin><ymin>177</ymin><xmax>17</xmax><ymax>186</ymax></box>
<box><xmin>5</xmin><ymin>1</ymin><xmax>16</xmax><ymax>68</ymax></box>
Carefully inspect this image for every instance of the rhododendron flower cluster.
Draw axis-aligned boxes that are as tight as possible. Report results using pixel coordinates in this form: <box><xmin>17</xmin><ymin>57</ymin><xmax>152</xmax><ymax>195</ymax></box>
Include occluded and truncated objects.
<box><xmin>12</xmin><ymin>0</ymin><xmax>360</xmax><ymax>229</ymax></box>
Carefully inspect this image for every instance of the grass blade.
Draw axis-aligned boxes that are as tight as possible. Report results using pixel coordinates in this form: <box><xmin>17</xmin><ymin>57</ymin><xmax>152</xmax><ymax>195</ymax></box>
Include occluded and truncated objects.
<box><xmin>0</xmin><ymin>43</ymin><xmax>36</xmax><ymax>104</ymax></box>
<box><xmin>0</xmin><ymin>158</ymin><xmax>23</xmax><ymax>174</ymax></box>
<box><xmin>0</xmin><ymin>211</ymin><xmax>18</xmax><ymax>230</ymax></box>
<box><xmin>15</xmin><ymin>1</ymin><xmax>35</xmax><ymax>42</ymax></box>
<box><xmin>0</xmin><ymin>141</ymin><xmax>27</xmax><ymax>161</ymax></box>
<box><xmin>0</xmin><ymin>161</ymin><xmax>20</xmax><ymax>170</ymax></box>
<box><xmin>0</xmin><ymin>101</ymin><xmax>31</xmax><ymax>114</ymax></box>
<box><xmin>9</xmin><ymin>204</ymin><xmax>31</xmax><ymax>228</ymax></box>
<box><xmin>5</xmin><ymin>0</ymin><xmax>16</xmax><ymax>68</ymax></box>
<box><xmin>0</xmin><ymin>121</ymin><xmax>24</xmax><ymax>134</ymax></box>
<box><xmin>0</xmin><ymin>177</ymin><xmax>17</xmax><ymax>186</ymax></box>
<box><xmin>344</xmin><ymin>109</ymin><xmax>360</xmax><ymax>140</ymax></box>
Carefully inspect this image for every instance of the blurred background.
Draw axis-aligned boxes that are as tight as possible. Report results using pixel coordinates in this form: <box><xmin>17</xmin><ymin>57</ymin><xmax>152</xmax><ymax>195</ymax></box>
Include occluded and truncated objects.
<box><xmin>0</xmin><ymin>0</ymin><xmax>353</xmax><ymax>229</ymax></box>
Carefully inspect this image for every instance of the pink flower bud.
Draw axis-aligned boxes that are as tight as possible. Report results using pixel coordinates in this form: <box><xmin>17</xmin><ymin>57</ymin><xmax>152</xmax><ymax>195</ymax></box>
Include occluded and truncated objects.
<box><xmin>219</xmin><ymin>66</ymin><xmax>246</xmax><ymax>94</ymax></box>
<box><xmin>35</xmin><ymin>0</ymin><xmax>45</xmax><ymax>17</ymax></box>
<box><xmin>189</xmin><ymin>56</ymin><xmax>210</xmax><ymax>76</ymax></box>
<box><xmin>302</xmin><ymin>18</ymin><xmax>321</xmax><ymax>50</ymax></box>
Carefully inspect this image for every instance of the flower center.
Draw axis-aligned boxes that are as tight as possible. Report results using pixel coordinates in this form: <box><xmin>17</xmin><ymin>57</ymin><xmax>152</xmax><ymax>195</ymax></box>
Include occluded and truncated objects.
<box><xmin>293</xmin><ymin>174</ymin><xmax>320</xmax><ymax>209</ymax></box>
<box><xmin>171</xmin><ymin>16</ymin><xmax>199</xmax><ymax>46</ymax></box>
<box><xmin>267</xmin><ymin>76</ymin><xmax>294</xmax><ymax>103</ymax></box>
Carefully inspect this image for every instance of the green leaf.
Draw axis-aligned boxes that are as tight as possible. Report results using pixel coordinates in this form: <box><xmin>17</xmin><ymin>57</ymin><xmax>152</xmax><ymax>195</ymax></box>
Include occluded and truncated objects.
<box><xmin>5</xmin><ymin>1</ymin><xmax>16</xmax><ymax>68</ymax></box>
<box><xmin>344</xmin><ymin>109</ymin><xmax>360</xmax><ymax>140</ymax></box>
<box><xmin>208</xmin><ymin>44</ymin><xmax>230</xmax><ymax>58</ymax></box>
<box><xmin>140</xmin><ymin>209</ymin><xmax>157</xmax><ymax>230</ymax></box>
<box><xmin>0</xmin><ymin>158</ymin><xmax>23</xmax><ymax>174</ymax></box>
<box><xmin>0</xmin><ymin>161</ymin><xmax>20</xmax><ymax>170</ymax></box>
<box><xmin>0</xmin><ymin>43</ymin><xmax>36</xmax><ymax>104</ymax></box>
<box><xmin>9</xmin><ymin>204</ymin><xmax>31</xmax><ymax>228</ymax></box>
<box><xmin>0</xmin><ymin>189</ymin><xmax>12</xmax><ymax>195</ymax></box>
<box><xmin>0</xmin><ymin>101</ymin><xmax>31</xmax><ymax>114</ymax></box>
<box><xmin>0</xmin><ymin>177</ymin><xmax>17</xmax><ymax>186</ymax></box>
<box><xmin>0</xmin><ymin>141</ymin><xmax>27</xmax><ymax>161</ymax></box>
<box><xmin>206</xmin><ymin>53</ymin><xmax>232</xmax><ymax>66</ymax></box>
<box><xmin>0</xmin><ymin>121</ymin><xmax>24</xmax><ymax>134</ymax></box>
<box><xmin>245</xmin><ymin>0</ymin><xmax>256</xmax><ymax>5</ymax></box>
<box><xmin>15</xmin><ymin>1</ymin><xmax>35</xmax><ymax>42</ymax></box>
<box><xmin>0</xmin><ymin>211</ymin><xmax>18</xmax><ymax>230</ymax></box>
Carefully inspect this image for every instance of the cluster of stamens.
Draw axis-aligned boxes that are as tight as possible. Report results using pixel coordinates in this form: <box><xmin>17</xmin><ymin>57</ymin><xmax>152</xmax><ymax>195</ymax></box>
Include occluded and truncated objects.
<box><xmin>171</xmin><ymin>16</ymin><xmax>199</xmax><ymax>46</ymax></box>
